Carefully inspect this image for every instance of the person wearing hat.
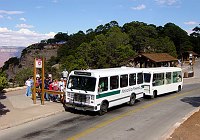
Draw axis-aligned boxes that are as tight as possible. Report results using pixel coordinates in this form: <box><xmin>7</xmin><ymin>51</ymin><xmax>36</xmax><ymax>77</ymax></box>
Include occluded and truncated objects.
<box><xmin>59</xmin><ymin>78</ymin><xmax>65</xmax><ymax>92</ymax></box>
<box><xmin>58</xmin><ymin>78</ymin><xmax>65</xmax><ymax>102</ymax></box>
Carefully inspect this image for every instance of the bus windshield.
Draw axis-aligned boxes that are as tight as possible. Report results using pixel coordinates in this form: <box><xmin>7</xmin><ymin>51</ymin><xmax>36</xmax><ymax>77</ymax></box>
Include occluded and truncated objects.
<box><xmin>67</xmin><ymin>75</ymin><xmax>96</xmax><ymax>92</ymax></box>
<box><xmin>144</xmin><ymin>73</ymin><xmax>151</xmax><ymax>83</ymax></box>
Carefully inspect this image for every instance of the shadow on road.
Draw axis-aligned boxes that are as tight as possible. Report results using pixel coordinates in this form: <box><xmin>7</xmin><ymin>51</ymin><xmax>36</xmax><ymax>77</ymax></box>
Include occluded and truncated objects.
<box><xmin>0</xmin><ymin>90</ymin><xmax>10</xmax><ymax>116</ymax></box>
<box><xmin>63</xmin><ymin>100</ymin><xmax>141</xmax><ymax>116</ymax></box>
<box><xmin>181</xmin><ymin>96</ymin><xmax>200</xmax><ymax>107</ymax></box>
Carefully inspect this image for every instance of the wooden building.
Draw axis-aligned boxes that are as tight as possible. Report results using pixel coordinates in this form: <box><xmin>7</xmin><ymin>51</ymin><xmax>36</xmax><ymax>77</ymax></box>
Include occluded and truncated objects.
<box><xmin>131</xmin><ymin>53</ymin><xmax>178</xmax><ymax>68</ymax></box>
<box><xmin>182</xmin><ymin>51</ymin><xmax>198</xmax><ymax>63</ymax></box>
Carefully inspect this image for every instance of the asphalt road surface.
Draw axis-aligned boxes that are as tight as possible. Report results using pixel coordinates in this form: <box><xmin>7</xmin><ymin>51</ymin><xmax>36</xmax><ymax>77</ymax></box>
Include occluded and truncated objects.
<box><xmin>0</xmin><ymin>83</ymin><xmax>200</xmax><ymax>140</ymax></box>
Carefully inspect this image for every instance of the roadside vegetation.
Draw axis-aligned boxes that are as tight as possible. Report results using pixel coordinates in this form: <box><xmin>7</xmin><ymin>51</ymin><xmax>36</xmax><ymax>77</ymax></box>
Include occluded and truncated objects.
<box><xmin>1</xmin><ymin>21</ymin><xmax>200</xmax><ymax>85</ymax></box>
<box><xmin>0</xmin><ymin>71</ymin><xmax>8</xmax><ymax>91</ymax></box>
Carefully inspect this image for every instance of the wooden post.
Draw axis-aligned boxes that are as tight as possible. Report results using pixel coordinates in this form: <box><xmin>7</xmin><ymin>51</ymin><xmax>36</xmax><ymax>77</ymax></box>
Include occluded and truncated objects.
<box><xmin>41</xmin><ymin>57</ymin><xmax>45</xmax><ymax>105</ymax></box>
<box><xmin>33</xmin><ymin>58</ymin><xmax>36</xmax><ymax>104</ymax></box>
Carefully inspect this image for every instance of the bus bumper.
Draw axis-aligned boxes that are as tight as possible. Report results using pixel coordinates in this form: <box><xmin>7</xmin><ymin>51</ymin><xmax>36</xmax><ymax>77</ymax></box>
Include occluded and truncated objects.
<box><xmin>65</xmin><ymin>102</ymin><xmax>97</xmax><ymax>111</ymax></box>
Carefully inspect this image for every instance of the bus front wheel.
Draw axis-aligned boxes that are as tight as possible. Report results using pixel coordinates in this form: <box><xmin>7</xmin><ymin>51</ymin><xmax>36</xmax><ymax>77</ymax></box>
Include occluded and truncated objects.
<box><xmin>129</xmin><ymin>94</ymin><xmax>136</xmax><ymax>106</ymax></box>
<box><xmin>99</xmin><ymin>101</ymin><xmax>108</xmax><ymax>116</ymax></box>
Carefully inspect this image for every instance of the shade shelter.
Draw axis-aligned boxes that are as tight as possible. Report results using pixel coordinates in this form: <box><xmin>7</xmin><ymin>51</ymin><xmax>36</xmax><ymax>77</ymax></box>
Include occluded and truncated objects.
<box><xmin>182</xmin><ymin>51</ymin><xmax>198</xmax><ymax>63</ymax></box>
<box><xmin>133</xmin><ymin>53</ymin><xmax>178</xmax><ymax>68</ymax></box>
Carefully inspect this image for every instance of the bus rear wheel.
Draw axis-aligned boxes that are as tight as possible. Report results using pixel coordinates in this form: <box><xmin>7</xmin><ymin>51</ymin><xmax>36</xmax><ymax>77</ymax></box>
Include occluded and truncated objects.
<box><xmin>177</xmin><ymin>86</ymin><xmax>181</xmax><ymax>92</ymax></box>
<box><xmin>99</xmin><ymin>101</ymin><xmax>108</xmax><ymax>116</ymax></box>
<box><xmin>129</xmin><ymin>94</ymin><xmax>136</xmax><ymax>106</ymax></box>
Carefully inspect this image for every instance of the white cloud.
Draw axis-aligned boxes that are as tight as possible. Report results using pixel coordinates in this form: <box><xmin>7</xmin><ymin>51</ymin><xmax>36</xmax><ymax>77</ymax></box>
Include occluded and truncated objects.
<box><xmin>185</xmin><ymin>29</ymin><xmax>194</xmax><ymax>35</ymax></box>
<box><xmin>131</xmin><ymin>4</ymin><xmax>146</xmax><ymax>10</ymax></box>
<box><xmin>20</xmin><ymin>17</ymin><xmax>26</xmax><ymax>22</ymax></box>
<box><xmin>35</xmin><ymin>6</ymin><xmax>44</xmax><ymax>9</ymax></box>
<box><xmin>155</xmin><ymin>0</ymin><xmax>180</xmax><ymax>6</ymax></box>
<box><xmin>45</xmin><ymin>32</ymin><xmax>57</xmax><ymax>37</ymax></box>
<box><xmin>7</xmin><ymin>16</ymin><xmax>12</xmax><ymax>20</ymax></box>
<box><xmin>0</xmin><ymin>10</ymin><xmax>24</xmax><ymax>15</ymax></box>
<box><xmin>52</xmin><ymin>0</ymin><xmax>58</xmax><ymax>3</ymax></box>
<box><xmin>0</xmin><ymin>15</ymin><xmax>3</xmax><ymax>18</ymax></box>
<box><xmin>0</xmin><ymin>27</ymin><xmax>12</xmax><ymax>32</ymax></box>
<box><xmin>184</xmin><ymin>21</ymin><xmax>198</xmax><ymax>25</ymax></box>
<box><xmin>16</xmin><ymin>24</ymin><xmax>34</xmax><ymax>29</ymax></box>
<box><xmin>0</xmin><ymin>27</ymin><xmax>56</xmax><ymax>46</ymax></box>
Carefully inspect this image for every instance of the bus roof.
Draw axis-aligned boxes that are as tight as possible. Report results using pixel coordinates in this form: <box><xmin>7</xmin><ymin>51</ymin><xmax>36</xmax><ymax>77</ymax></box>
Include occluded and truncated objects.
<box><xmin>70</xmin><ymin>67</ymin><xmax>143</xmax><ymax>77</ymax></box>
<box><xmin>141</xmin><ymin>67</ymin><xmax>182</xmax><ymax>73</ymax></box>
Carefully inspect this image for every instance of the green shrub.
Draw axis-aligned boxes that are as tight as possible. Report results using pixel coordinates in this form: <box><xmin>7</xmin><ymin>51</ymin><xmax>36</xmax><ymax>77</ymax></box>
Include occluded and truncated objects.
<box><xmin>14</xmin><ymin>68</ymin><xmax>33</xmax><ymax>86</ymax></box>
<box><xmin>0</xmin><ymin>76</ymin><xmax>8</xmax><ymax>91</ymax></box>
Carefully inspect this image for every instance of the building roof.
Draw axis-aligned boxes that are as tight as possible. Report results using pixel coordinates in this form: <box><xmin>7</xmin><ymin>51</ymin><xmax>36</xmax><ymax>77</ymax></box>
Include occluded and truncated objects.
<box><xmin>185</xmin><ymin>51</ymin><xmax>198</xmax><ymax>56</ymax></box>
<box><xmin>140</xmin><ymin>53</ymin><xmax>177</xmax><ymax>63</ymax></box>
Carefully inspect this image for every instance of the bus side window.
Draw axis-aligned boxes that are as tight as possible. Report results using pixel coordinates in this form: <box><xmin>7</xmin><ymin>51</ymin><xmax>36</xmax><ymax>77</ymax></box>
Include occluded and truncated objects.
<box><xmin>98</xmin><ymin>77</ymin><xmax>108</xmax><ymax>92</ymax></box>
<box><xmin>110</xmin><ymin>76</ymin><xmax>119</xmax><ymax>90</ymax></box>
<box><xmin>120</xmin><ymin>74</ymin><xmax>128</xmax><ymax>88</ymax></box>
<box><xmin>129</xmin><ymin>73</ymin><xmax>136</xmax><ymax>86</ymax></box>
<box><xmin>137</xmin><ymin>73</ymin><xmax>143</xmax><ymax>84</ymax></box>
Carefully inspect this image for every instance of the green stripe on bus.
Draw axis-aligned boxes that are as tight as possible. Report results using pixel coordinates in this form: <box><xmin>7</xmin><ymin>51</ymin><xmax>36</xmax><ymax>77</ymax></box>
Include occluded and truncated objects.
<box><xmin>96</xmin><ymin>90</ymin><xmax>120</xmax><ymax>99</ymax></box>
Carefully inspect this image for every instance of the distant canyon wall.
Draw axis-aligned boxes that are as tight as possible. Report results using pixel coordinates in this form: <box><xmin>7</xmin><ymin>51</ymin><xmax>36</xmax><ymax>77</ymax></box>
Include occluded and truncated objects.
<box><xmin>0</xmin><ymin>47</ymin><xmax>25</xmax><ymax>68</ymax></box>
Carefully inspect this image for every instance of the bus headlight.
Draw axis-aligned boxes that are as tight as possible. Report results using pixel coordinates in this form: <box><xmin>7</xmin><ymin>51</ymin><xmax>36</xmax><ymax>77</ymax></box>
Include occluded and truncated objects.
<box><xmin>91</xmin><ymin>95</ymin><xmax>95</xmax><ymax>100</ymax></box>
<box><xmin>67</xmin><ymin>92</ymin><xmax>74</xmax><ymax>98</ymax></box>
<box><xmin>71</xmin><ymin>93</ymin><xmax>74</xmax><ymax>98</ymax></box>
<box><xmin>86</xmin><ymin>95</ymin><xmax>90</xmax><ymax>103</ymax></box>
<box><xmin>67</xmin><ymin>92</ymin><xmax>70</xmax><ymax>97</ymax></box>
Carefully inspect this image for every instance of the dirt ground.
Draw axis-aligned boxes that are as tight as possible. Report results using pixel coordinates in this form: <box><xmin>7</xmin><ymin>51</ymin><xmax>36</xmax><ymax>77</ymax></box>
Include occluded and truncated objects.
<box><xmin>167</xmin><ymin>109</ymin><xmax>200</xmax><ymax>140</ymax></box>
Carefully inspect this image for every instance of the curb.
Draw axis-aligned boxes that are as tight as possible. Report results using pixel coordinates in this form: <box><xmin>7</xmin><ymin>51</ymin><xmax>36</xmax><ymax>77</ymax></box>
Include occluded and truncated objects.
<box><xmin>4</xmin><ymin>86</ymin><xmax>26</xmax><ymax>92</ymax></box>
<box><xmin>161</xmin><ymin>107</ymin><xmax>200</xmax><ymax>140</ymax></box>
<box><xmin>0</xmin><ymin>109</ymin><xmax>65</xmax><ymax>131</ymax></box>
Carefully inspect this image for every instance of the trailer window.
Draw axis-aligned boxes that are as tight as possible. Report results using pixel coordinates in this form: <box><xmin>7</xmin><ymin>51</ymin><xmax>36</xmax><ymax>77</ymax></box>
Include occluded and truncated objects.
<box><xmin>144</xmin><ymin>73</ymin><xmax>151</xmax><ymax>83</ymax></box>
<box><xmin>166</xmin><ymin>72</ymin><xmax>172</xmax><ymax>84</ymax></box>
<box><xmin>173</xmin><ymin>71</ymin><xmax>182</xmax><ymax>83</ymax></box>
<box><xmin>153</xmin><ymin>73</ymin><xmax>164</xmax><ymax>86</ymax></box>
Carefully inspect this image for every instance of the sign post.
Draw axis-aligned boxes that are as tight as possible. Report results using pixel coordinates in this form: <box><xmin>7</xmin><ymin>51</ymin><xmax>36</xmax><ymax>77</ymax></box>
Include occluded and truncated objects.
<box><xmin>41</xmin><ymin>57</ymin><xmax>45</xmax><ymax>105</ymax></box>
<box><xmin>33</xmin><ymin>58</ymin><xmax>37</xmax><ymax>104</ymax></box>
<box><xmin>33</xmin><ymin>58</ymin><xmax>45</xmax><ymax>105</ymax></box>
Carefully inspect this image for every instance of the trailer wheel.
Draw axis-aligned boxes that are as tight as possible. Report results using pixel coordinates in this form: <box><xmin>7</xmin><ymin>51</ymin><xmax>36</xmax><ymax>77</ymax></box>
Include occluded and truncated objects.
<box><xmin>99</xmin><ymin>101</ymin><xmax>108</xmax><ymax>116</ymax></box>
<box><xmin>178</xmin><ymin>85</ymin><xmax>181</xmax><ymax>92</ymax></box>
<box><xmin>151</xmin><ymin>90</ymin><xmax>157</xmax><ymax>99</ymax></box>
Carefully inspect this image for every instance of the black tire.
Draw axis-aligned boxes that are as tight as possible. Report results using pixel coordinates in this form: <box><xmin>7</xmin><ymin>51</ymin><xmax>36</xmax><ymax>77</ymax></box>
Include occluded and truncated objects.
<box><xmin>61</xmin><ymin>95</ymin><xmax>66</xmax><ymax>105</ymax></box>
<box><xmin>151</xmin><ymin>91</ymin><xmax>157</xmax><ymax>99</ymax></box>
<box><xmin>99</xmin><ymin>101</ymin><xmax>108</xmax><ymax>116</ymax></box>
<box><xmin>129</xmin><ymin>94</ymin><xmax>136</xmax><ymax>106</ymax></box>
<box><xmin>178</xmin><ymin>86</ymin><xmax>181</xmax><ymax>92</ymax></box>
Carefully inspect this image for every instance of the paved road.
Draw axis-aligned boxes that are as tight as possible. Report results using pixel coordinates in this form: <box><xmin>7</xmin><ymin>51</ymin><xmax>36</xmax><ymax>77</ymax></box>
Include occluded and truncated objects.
<box><xmin>0</xmin><ymin>82</ymin><xmax>200</xmax><ymax>140</ymax></box>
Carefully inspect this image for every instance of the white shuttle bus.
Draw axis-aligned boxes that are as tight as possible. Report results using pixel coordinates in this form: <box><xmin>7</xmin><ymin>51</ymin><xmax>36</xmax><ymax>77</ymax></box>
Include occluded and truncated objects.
<box><xmin>64</xmin><ymin>67</ymin><xmax>144</xmax><ymax>115</ymax></box>
<box><xmin>142</xmin><ymin>67</ymin><xmax>183</xmax><ymax>98</ymax></box>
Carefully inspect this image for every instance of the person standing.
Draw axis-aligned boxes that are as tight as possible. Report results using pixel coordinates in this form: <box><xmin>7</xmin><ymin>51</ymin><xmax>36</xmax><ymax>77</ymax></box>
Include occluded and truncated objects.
<box><xmin>59</xmin><ymin>78</ymin><xmax>65</xmax><ymax>92</ymax></box>
<box><xmin>44</xmin><ymin>77</ymin><xmax>50</xmax><ymax>101</ymax></box>
<box><xmin>52</xmin><ymin>79</ymin><xmax>59</xmax><ymax>101</ymax></box>
<box><xmin>59</xmin><ymin>78</ymin><xmax>65</xmax><ymax>102</ymax></box>
<box><xmin>62</xmin><ymin>69</ymin><xmax>68</xmax><ymax>79</ymax></box>
<box><xmin>25</xmin><ymin>77</ymin><xmax>32</xmax><ymax>97</ymax></box>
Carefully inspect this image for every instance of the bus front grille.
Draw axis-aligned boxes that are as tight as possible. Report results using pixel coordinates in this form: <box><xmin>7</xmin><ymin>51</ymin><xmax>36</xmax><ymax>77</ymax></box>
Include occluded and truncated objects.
<box><xmin>74</xmin><ymin>93</ymin><xmax>86</xmax><ymax>103</ymax></box>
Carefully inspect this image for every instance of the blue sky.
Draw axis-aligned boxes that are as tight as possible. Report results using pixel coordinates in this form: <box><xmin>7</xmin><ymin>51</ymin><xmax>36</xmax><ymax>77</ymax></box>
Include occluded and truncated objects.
<box><xmin>0</xmin><ymin>0</ymin><xmax>199</xmax><ymax>47</ymax></box>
